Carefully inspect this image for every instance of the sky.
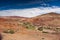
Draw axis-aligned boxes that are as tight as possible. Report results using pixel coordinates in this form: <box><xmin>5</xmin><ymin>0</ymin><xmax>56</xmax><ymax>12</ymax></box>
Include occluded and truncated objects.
<box><xmin>0</xmin><ymin>0</ymin><xmax>60</xmax><ymax>17</ymax></box>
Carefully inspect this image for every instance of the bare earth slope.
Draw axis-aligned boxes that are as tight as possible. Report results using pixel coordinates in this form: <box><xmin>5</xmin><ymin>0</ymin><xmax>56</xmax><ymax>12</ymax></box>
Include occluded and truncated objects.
<box><xmin>0</xmin><ymin>12</ymin><xmax>60</xmax><ymax>40</ymax></box>
<box><xmin>30</xmin><ymin>12</ymin><xmax>60</xmax><ymax>27</ymax></box>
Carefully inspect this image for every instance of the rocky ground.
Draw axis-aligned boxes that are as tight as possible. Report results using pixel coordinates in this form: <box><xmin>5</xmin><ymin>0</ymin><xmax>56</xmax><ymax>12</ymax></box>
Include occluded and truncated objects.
<box><xmin>0</xmin><ymin>12</ymin><xmax>60</xmax><ymax>40</ymax></box>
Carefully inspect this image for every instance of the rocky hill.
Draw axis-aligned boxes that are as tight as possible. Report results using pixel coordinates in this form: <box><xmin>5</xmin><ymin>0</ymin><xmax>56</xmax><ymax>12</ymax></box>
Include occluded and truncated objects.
<box><xmin>30</xmin><ymin>12</ymin><xmax>60</xmax><ymax>27</ymax></box>
<box><xmin>0</xmin><ymin>12</ymin><xmax>60</xmax><ymax>40</ymax></box>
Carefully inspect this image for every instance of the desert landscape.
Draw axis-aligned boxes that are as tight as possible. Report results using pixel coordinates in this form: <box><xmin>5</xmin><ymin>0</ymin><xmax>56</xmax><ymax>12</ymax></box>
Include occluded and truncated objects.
<box><xmin>0</xmin><ymin>12</ymin><xmax>60</xmax><ymax>40</ymax></box>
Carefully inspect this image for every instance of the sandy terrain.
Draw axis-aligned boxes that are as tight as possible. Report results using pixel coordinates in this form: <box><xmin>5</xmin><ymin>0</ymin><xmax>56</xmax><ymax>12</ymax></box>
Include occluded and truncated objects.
<box><xmin>0</xmin><ymin>12</ymin><xmax>60</xmax><ymax>40</ymax></box>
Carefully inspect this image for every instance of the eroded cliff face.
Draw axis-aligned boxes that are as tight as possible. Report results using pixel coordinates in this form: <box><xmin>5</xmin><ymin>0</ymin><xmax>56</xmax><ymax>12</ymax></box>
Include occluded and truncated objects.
<box><xmin>0</xmin><ymin>12</ymin><xmax>60</xmax><ymax>40</ymax></box>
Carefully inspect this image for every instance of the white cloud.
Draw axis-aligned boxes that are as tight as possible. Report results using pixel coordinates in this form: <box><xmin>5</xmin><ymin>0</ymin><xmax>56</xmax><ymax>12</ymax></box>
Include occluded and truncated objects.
<box><xmin>0</xmin><ymin>6</ymin><xmax>60</xmax><ymax>18</ymax></box>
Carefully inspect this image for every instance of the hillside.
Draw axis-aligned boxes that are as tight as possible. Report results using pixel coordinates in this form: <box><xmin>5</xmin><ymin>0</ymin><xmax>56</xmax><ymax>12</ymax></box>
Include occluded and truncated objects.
<box><xmin>30</xmin><ymin>12</ymin><xmax>60</xmax><ymax>27</ymax></box>
<box><xmin>0</xmin><ymin>12</ymin><xmax>60</xmax><ymax>40</ymax></box>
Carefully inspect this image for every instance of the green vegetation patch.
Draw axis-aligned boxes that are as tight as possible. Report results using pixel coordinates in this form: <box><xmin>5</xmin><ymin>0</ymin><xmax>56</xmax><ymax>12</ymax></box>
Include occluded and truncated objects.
<box><xmin>42</xmin><ymin>31</ymin><xmax>49</xmax><ymax>33</ymax></box>
<box><xmin>56</xmin><ymin>28</ymin><xmax>60</xmax><ymax>30</ymax></box>
<box><xmin>3</xmin><ymin>29</ymin><xmax>15</xmax><ymax>34</ymax></box>
<box><xmin>55</xmin><ymin>28</ymin><xmax>60</xmax><ymax>33</ymax></box>
<box><xmin>38</xmin><ymin>27</ymin><xmax>43</xmax><ymax>31</ymax></box>
<box><xmin>44</xmin><ymin>27</ymin><xmax>51</xmax><ymax>29</ymax></box>
<box><xmin>23</xmin><ymin>22</ymin><xmax>36</xmax><ymax>30</ymax></box>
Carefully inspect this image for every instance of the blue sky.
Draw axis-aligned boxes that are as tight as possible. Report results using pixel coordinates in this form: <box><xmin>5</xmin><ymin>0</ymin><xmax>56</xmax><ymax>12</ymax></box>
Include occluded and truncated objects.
<box><xmin>0</xmin><ymin>0</ymin><xmax>60</xmax><ymax>10</ymax></box>
<box><xmin>0</xmin><ymin>0</ymin><xmax>60</xmax><ymax>17</ymax></box>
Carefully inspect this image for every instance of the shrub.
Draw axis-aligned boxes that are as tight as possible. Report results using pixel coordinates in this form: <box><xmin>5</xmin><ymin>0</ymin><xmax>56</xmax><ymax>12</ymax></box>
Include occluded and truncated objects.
<box><xmin>38</xmin><ymin>27</ymin><xmax>43</xmax><ymax>31</ymax></box>
<box><xmin>41</xmin><ymin>38</ymin><xmax>45</xmax><ymax>40</ymax></box>
<box><xmin>23</xmin><ymin>22</ymin><xmax>35</xmax><ymax>30</ymax></box>
<box><xmin>26</xmin><ymin>25</ymin><xmax>35</xmax><ymax>30</ymax></box>
<box><xmin>42</xmin><ymin>31</ymin><xmax>48</xmax><ymax>33</ymax></box>
<box><xmin>55</xmin><ymin>28</ymin><xmax>60</xmax><ymax>33</ymax></box>
<box><xmin>3</xmin><ymin>29</ymin><xmax>15</xmax><ymax>34</ymax></box>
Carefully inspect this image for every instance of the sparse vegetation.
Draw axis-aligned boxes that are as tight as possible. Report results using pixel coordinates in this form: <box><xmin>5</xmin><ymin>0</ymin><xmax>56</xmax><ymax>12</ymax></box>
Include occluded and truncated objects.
<box><xmin>42</xmin><ymin>31</ymin><xmax>48</xmax><ymax>33</ymax></box>
<box><xmin>23</xmin><ymin>22</ymin><xmax>35</xmax><ymax>30</ymax></box>
<box><xmin>44</xmin><ymin>27</ymin><xmax>51</xmax><ymax>29</ymax></box>
<box><xmin>37</xmin><ymin>26</ymin><xmax>56</xmax><ymax>34</ymax></box>
<box><xmin>55</xmin><ymin>28</ymin><xmax>60</xmax><ymax>33</ymax></box>
<box><xmin>3</xmin><ymin>29</ymin><xmax>15</xmax><ymax>34</ymax></box>
<box><xmin>56</xmin><ymin>28</ymin><xmax>60</xmax><ymax>30</ymax></box>
<box><xmin>41</xmin><ymin>38</ymin><xmax>45</xmax><ymax>40</ymax></box>
<box><xmin>0</xmin><ymin>13</ymin><xmax>60</xmax><ymax>40</ymax></box>
<box><xmin>38</xmin><ymin>27</ymin><xmax>43</xmax><ymax>31</ymax></box>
